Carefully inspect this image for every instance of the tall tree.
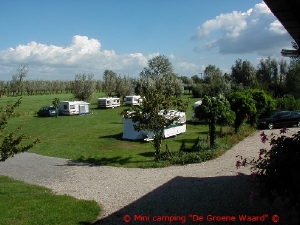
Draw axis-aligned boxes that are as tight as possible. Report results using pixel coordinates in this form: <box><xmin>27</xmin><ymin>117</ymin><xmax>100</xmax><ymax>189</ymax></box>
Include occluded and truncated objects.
<box><xmin>140</xmin><ymin>55</ymin><xmax>177</xmax><ymax>98</ymax></box>
<box><xmin>231</xmin><ymin>59</ymin><xmax>256</xmax><ymax>87</ymax></box>
<box><xmin>73</xmin><ymin>73</ymin><xmax>96</xmax><ymax>102</ymax></box>
<box><xmin>203</xmin><ymin>65</ymin><xmax>229</xmax><ymax>96</ymax></box>
<box><xmin>0</xmin><ymin>81</ymin><xmax>6</xmax><ymax>98</ymax></box>
<box><xmin>286</xmin><ymin>60</ymin><xmax>300</xmax><ymax>98</ymax></box>
<box><xmin>271</xmin><ymin>58</ymin><xmax>289</xmax><ymax>97</ymax></box>
<box><xmin>180</xmin><ymin>76</ymin><xmax>194</xmax><ymax>94</ymax></box>
<box><xmin>140</xmin><ymin>55</ymin><xmax>173</xmax><ymax>79</ymax></box>
<box><xmin>256</xmin><ymin>57</ymin><xmax>278</xmax><ymax>88</ymax></box>
<box><xmin>123</xmin><ymin>56</ymin><xmax>188</xmax><ymax>159</ymax></box>
<box><xmin>13</xmin><ymin>64</ymin><xmax>29</xmax><ymax>96</ymax></box>
<box><xmin>278</xmin><ymin>58</ymin><xmax>288</xmax><ymax>85</ymax></box>
<box><xmin>115</xmin><ymin>75</ymin><xmax>135</xmax><ymax>99</ymax></box>
<box><xmin>103</xmin><ymin>70</ymin><xmax>117</xmax><ymax>96</ymax></box>
<box><xmin>191</xmin><ymin>75</ymin><xmax>202</xmax><ymax>84</ymax></box>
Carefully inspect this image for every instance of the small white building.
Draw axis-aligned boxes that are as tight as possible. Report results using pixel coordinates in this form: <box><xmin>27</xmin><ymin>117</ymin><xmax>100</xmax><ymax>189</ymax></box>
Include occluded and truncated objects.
<box><xmin>122</xmin><ymin>110</ymin><xmax>186</xmax><ymax>141</ymax></box>
<box><xmin>58</xmin><ymin>101</ymin><xmax>90</xmax><ymax>115</ymax></box>
<box><xmin>125</xmin><ymin>95</ymin><xmax>142</xmax><ymax>106</ymax></box>
<box><xmin>98</xmin><ymin>97</ymin><xmax>120</xmax><ymax>108</ymax></box>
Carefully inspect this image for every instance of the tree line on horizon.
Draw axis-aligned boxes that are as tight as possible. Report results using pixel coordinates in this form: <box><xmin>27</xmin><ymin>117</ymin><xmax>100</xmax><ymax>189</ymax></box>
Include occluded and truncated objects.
<box><xmin>0</xmin><ymin>53</ymin><xmax>299</xmax><ymax>101</ymax></box>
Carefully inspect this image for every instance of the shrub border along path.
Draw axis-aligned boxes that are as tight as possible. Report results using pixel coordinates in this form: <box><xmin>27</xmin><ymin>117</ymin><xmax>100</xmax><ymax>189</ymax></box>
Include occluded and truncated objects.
<box><xmin>1</xmin><ymin>128</ymin><xmax>299</xmax><ymax>225</ymax></box>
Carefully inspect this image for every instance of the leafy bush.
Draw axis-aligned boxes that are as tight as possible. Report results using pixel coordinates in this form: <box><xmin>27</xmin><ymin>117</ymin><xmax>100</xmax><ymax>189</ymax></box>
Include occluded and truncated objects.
<box><xmin>169</xmin><ymin>150</ymin><xmax>218</xmax><ymax>165</ymax></box>
<box><xmin>236</xmin><ymin>128</ymin><xmax>300</xmax><ymax>210</ymax></box>
<box><xmin>276</xmin><ymin>95</ymin><xmax>300</xmax><ymax>111</ymax></box>
<box><xmin>228</xmin><ymin>91</ymin><xmax>256</xmax><ymax>133</ymax></box>
<box><xmin>196</xmin><ymin>95</ymin><xmax>235</xmax><ymax>147</ymax></box>
<box><xmin>157</xmin><ymin>137</ymin><xmax>222</xmax><ymax>165</ymax></box>
<box><xmin>191</xmin><ymin>84</ymin><xmax>205</xmax><ymax>98</ymax></box>
<box><xmin>245</xmin><ymin>89</ymin><xmax>275</xmax><ymax>123</ymax></box>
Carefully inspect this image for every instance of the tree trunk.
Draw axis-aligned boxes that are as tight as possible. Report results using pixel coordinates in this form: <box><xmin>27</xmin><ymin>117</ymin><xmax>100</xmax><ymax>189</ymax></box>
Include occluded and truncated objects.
<box><xmin>154</xmin><ymin>129</ymin><xmax>164</xmax><ymax>160</ymax></box>
<box><xmin>209</xmin><ymin>118</ymin><xmax>216</xmax><ymax>148</ymax></box>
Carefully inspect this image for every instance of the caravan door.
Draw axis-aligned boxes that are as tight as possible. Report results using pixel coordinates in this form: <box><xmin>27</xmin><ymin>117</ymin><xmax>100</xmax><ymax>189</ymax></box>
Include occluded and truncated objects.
<box><xmin>79</xmin><ymin>104</ymin><xmax>89</xmax><ymax>114</ymax></box>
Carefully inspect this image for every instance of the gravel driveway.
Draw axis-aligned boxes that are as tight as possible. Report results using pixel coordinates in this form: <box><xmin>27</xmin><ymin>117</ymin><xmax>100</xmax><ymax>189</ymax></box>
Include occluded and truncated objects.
<box><xmin>1</xmin><ymin>128</ymin><xmax>299</xmax><ymax>224</ymax></box>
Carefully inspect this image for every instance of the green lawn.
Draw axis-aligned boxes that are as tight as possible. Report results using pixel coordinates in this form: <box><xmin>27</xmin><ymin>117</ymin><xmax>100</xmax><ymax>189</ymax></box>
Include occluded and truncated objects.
<box><xmin>0</xmin><ymin>175</ymin><xmax>100</xmax><ymax>225</ymax></box>
<box><xmin>1</xmin><ymin>93</ymin><xmax>254</xmax><ymax>168</ymax></box>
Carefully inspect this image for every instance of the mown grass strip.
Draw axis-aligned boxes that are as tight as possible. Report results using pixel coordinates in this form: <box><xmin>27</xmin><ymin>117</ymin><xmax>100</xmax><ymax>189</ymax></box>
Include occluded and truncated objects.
<box><xmin>0</xmin><ymin>176</ymin><xmax>100</xmax><ymax>225</ymax></box>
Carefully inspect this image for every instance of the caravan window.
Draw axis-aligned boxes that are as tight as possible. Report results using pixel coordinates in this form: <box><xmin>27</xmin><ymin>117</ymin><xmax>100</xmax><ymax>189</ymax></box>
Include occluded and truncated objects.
<box><xmin>63</xmin><ymin>105</ymin><xmax>67</xmax><ymax>109</ymax></box>
<box><xmin>70</xmin><ymin>105</ymin><xmax>75</xmax><ymax>109</ymax></box>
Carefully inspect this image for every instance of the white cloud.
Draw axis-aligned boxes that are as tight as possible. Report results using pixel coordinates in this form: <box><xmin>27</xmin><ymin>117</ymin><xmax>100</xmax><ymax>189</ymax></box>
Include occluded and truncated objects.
<box><xmin>193</xmin><ymin>11</ymin><xmax>248</xmax><ymax>40</ymax></box>
<box><xmin>269</xmin><ymin>20</ymin><xmax>287</xmax><ymax>35</ymax></box>
<box><xmin>174</xmin><ymin>61</ymin><xmax>200</xmax><ymax>75</ymax></box>
<box><xmin>192</xmin><ymin>2</ymin><xmax>293</xmax><ymax>56</ymax></box>
<box><xmin>0</xmin><ymin>35</ymin><xmax>199</xmax><ymax>80</ymax></box>
<box><xmin>0</xmin><ymin>35</ymin><xmax>152</xmax><ymax>80</ymax></box>
<box><xmin>169</xmin><ymin>54</ymin><xmax>175</xmax><ymax>59</ymax></box>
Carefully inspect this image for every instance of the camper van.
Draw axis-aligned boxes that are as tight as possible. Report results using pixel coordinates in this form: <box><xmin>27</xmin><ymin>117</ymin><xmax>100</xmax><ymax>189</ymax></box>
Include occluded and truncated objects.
<box><xmin>98</xmin><ymin>97</ymin><xmax>120</xmax><ymax>108</ymax></box>
<box><xmin>125</xmin><ymin>95</ymin><xmax>142</xmax><ymax>106</ymax></box>
<box><xmin>122</xmin><ymin>110</ymin><xmax>186</xmax><ymax>141</ymax></box>
<box><xmin>58</xmin><ymin>101</ymin><xmax>90</xmax><ymax>115</ymax></box>
<box><xmin>192</xmin><ymin>100</ymin><xmax>202</xmax><ymax>123</ymax></box>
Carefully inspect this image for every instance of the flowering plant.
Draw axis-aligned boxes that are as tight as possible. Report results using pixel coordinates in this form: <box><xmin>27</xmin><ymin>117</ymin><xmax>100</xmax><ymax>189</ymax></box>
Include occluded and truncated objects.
<box><xmin>236</xmin><ymin>127</ymin><xmax>299</xmax><ymax>210</ymax></box>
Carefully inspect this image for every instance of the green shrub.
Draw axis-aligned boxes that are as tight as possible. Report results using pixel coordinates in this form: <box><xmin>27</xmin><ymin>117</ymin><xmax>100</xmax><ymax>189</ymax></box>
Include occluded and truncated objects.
<box><xmin>168</xmin><ymin>150</ymin><xmax>218</xmax><ymax>165</ymax></box>
<box><xmin>157</xmin><ymin>137</ymin><xmax>223</xmax><ymax>165</ymax></box>
<box><xmin>276</xmin><ymin>95</ymin><xmax>300</xmax><ymax>111</ymax></box>
<box><xmin>228</xmin><ymin>91</ymin><xmax>256</xmax><ymax>133</ymax></box>
<box><xmin>191</xmin><ymin>84</ymin><xmax>204</xmax><ymax>98</ymax></box>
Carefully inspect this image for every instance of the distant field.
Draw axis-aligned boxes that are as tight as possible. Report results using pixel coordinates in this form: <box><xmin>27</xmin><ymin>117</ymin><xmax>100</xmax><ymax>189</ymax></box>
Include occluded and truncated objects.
<box><xmin>1</xmin><ymin>93</ymin><xmax>211</xmax><ymax>168</ymax></box>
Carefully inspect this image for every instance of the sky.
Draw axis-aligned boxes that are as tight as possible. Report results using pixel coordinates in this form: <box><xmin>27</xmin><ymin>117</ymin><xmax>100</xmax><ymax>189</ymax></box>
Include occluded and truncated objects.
<box><xmin>0</xmin><ymin>0</ymin><xmax>295</xmax><ymax>81</ymax></box>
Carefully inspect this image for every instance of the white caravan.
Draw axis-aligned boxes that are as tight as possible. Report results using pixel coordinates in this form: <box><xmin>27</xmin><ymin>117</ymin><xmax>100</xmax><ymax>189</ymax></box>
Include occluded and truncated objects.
<box><xmin>191</xmin><ymin>100</ymin><xmax>202</xmax><ymax>123</ymax></box>
<box><xmin>59</xmin><ymin>101</ymin><xmax>90</xmax><ymax>115</ymax></box>
<box><xmin>98</xmin><ymin>97</ymin><xmax>120</xmax><ymax>108</ymax></box>
<box><xmin>122</xmin><ymin>110</ymin><xmax>186</xmax><ymax>141</ymax></box>
<box><xmin>125</xmin><ymin>95</ymin><xmax>142</xmax><ymax>106</ymax></box>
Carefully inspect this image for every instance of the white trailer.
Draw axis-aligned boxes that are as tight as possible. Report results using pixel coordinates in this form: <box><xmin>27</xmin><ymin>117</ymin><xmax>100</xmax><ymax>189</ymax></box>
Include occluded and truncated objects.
<box><xmin>98</xmin><ymin>97</ymin><xmax>120</xmax><ymax>108</ymax></box>
<box><xmin>58</xmin><ymin>101</ymin><xmax>90</xmax><ymax>115</ymax></box>
<box><xmin>125</xmin><ymin>95</ymin><xmax>142</xmax><ymax>106</ymax></box>
<box><xmin>192</xmin><ymin>100</ymin><xmax>202</xmax><ymax>123</ymax></box>
<box><xmin>122</xmin><ymin>110</ymin><xmax>186</xmax><ymax>141</ymax></box>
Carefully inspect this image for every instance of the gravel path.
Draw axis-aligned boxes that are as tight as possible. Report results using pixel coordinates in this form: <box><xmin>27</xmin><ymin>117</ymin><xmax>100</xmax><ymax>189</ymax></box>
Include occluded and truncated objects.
<box><xmin>1</xmin><ymin>128</ymin><xmax>299</xmax><ymax>224</ymax></box>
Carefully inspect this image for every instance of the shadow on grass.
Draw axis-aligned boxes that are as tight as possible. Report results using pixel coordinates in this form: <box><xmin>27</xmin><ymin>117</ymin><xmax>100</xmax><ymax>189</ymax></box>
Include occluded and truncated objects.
<box><xmin>98</xmin><ymin>133</ymin><xmax>146</xmax><ymax>143</ymax></box>
<box><xmin>186</xmin><ymin>120</ymin><xmax>206</xmax><ymax>126</ymax></box>
<box><xmin>98</xmin><ymin>133</ymin><xmax>123</xmax><ymax>140</ymax></box>
<box><xmin>138</xmin><ymin>152</ymin><xmax>154</xmax><ymax>157</ymax></box>
<box><xmin>172</xmin><ymin>137</ymin><xmax>207</xmax><ymax>144</ymax></box>
<box><xmin>110</xmin><ymin>122</ymin><xmax>123</xmax><ymax>124</ymax></box>
<box><xmin>83</xmin><ymin>175</ymin><xmax>298</xmax><ymax>225</ymax></box>
<box><xmin>69</xmin><ymin>155</ymin><xmax>133</xmax><ymax>166</ymax></box>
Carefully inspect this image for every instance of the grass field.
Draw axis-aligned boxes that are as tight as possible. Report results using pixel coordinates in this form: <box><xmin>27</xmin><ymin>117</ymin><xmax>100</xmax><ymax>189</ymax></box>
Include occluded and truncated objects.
<box><xmin>1</xmin><ymin>93</ymin><xmax>255</xmax><ymax>168</ymax></box>
<box><xmin>0</xmin><ymin>175</ymin><xmax>100</xmax><ymax>225</ymax></box>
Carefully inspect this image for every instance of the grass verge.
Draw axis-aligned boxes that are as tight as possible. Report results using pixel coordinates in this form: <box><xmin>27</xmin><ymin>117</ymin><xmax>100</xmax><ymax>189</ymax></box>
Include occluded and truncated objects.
<box><xmin>0</xmin><ymin>175</ymin><xmax>100</xmax><ymax>225</ymax></box>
